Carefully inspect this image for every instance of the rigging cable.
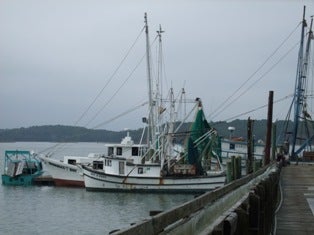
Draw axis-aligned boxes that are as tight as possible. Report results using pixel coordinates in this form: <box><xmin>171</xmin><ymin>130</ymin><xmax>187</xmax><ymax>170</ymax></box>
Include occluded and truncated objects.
<box><xmin>39</xmin><ymin>27</ymin><xmax>148</xmax><ymax>154</ymax></box>
<box><xmin>211</xmin><ymin>40</ymin><xmax>301</xmax><ymax>121</ymax></box>
<box><xmin>74</xmin><ymin>26</ymin><xmax>145</xmax><ymax>126</ymax></box>
<box><xmin>208</xmin><ymin>22</ymin><xmax>301</xmax><ymax>121</ymax></box>
<box><xmin>223</xmin><ymin>93</ymin><xmax>294</xmax><ymax>122</ymax></box>
<box><xmin>84</xmin><ymin>35</ymin><xmax>159</xmax><ymax>127</ymax></box>
<box><xmin>92</xmin><ymin>101</ymin><xmax>148</xmax><ymax>129</ymax></box>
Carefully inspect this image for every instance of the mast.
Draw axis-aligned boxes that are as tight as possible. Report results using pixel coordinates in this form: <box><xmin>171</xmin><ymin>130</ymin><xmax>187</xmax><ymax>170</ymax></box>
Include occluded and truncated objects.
<box><xmin>291</xmin><ymin>6</ymin><xmax>307</xmax><ymax>157</ymax></box>
<box><xmin>156</xmin><ymin>24</ymin><xmax>165</xmax><ymax>131</ymax></box>
<box><xmin>144</xmin><ymin>13</ymin><xmax>155</xmax><ymax>147</ymax></box>
<box><xmin>294</xmin><ymin>16</ymin><xmax>314</xmax><ymax>156</ymax></box>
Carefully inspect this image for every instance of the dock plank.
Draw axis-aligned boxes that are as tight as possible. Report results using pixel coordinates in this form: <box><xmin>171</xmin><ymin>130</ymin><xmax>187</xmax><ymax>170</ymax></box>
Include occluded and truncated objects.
<box><xmin>276</xmin><ymin>164</ymin><xmax>314</xmax><ymax>235</ymax></box>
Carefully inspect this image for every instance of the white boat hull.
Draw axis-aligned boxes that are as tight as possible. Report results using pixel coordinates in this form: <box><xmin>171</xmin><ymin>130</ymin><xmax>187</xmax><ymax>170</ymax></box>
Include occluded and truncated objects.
<box><xmin>82</xmin><ymin>165</ymin><xmax>226</xmax><ymax>193</ymax></box>
<box><xmin>39</xmin><ymin>156</ymin><xmax>84</xmax><ymax>187</ymax></box>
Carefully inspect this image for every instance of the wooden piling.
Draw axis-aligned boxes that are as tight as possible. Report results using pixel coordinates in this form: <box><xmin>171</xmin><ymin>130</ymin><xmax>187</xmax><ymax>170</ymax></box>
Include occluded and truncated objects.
<box><xmin>247</xmin><ymin>117</ymin><xmax>254</xmax><ymax>174</ymax></box>
<box><xmin>264</xmin><ymin>90</ymin><xmax>273</xmax><ymax>165</ymax></box>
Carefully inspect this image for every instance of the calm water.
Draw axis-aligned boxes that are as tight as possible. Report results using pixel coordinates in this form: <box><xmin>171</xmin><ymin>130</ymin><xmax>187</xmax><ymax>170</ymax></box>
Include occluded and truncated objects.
<box><xmin>0</xmin><ymin>142</ymin><xmax>193</xmax><ymax>235</ymax></box>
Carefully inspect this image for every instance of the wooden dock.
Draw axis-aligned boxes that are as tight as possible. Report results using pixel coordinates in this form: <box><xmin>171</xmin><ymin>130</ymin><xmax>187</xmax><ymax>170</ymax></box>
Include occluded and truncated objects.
<box><xmin>276</xmin><ymin>164</ymin><xmax>314</xmax><ymax>235</ymax></box>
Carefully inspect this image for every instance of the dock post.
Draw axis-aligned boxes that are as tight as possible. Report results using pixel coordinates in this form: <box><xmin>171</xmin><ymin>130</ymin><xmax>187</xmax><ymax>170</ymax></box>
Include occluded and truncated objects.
<box><xmin>235</xmin><ymin>156</ymin><xmax>242</xmax><ymax>179</ymax></box>
<box><xmin>272</xmin><ymin>122</ymin><xmax>277</xmax><ymax>162</ymax></box>
<box><xmin>247</xmin><ymin>117</ymin><xmax>254</xmax><ymax>174</ymax></box>
<box><xmin>226</xmin><ymin>159</ymin><xmax>234</xmax><ymax>183</ymax></box>
<box><xmin>264</xmin><ymin>91</ymin><xmax>274</xmax><ymax>165</ymax></box>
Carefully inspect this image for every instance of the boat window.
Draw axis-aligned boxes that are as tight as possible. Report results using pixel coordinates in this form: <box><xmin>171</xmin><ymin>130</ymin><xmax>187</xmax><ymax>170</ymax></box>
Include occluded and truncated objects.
<box><xmin>132</xmin><ymin>147</ymin><xmax>139</xmax><ymax>156</ymax></box>
<box><xmin>93</xmin><ymin>161</ymin><xmax>103</xmax><ymax>170</ymax></box>
<box><xmin>229</xmin><ymin>143</ymin><xmax>235</xmax><ymax>150</ymax></box>
<box><xmin>105</xmin><ymin>159</ymin><xmax>112</xmax><ymax>166</ymax></box>
<box><xmin>108</xmin><ymin>147</ymin><xmax>114</xmax><ymax>156</ymax></box>
<box><xmin>117</xmin><ymin>147</ymin><xmax>122</xmax><ymax>156</ymax></box>
<box><xmin>68</xmin><ymin>159</ymin><xmax>76</xmax><ymax>165</ymax></box>
<box><xmin>138</xmin><ymin>167</ymin><xmax>143</xmax><ymax>174</ymax></box>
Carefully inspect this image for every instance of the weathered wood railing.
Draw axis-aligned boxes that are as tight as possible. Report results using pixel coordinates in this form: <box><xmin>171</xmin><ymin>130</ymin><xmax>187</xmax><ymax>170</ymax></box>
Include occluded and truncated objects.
<box><xmin>110</xmin><ymin>163</ymin><xmax>280</xmax><ymax>235</ymax></box>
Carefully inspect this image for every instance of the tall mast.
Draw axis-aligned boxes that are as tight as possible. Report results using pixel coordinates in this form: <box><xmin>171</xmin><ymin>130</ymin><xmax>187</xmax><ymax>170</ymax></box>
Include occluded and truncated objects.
<box><xmin>293</xmin><ymin>15</ymin><xmax>314</xmax><ymax>156</ymax></box>
<box><xmin>156</xmin><ymin>25</ymin><xmax>164</xmax><ymax>120</ymax></box>
<box><xmin>291</xmin><ymin>6</ymin><xmax>307</xmax><ymax>157</ymax></box>
<box><xmin>144</xmin><ymin>13</ymin><xmax>155</xmax><ymax>147</ymax></box>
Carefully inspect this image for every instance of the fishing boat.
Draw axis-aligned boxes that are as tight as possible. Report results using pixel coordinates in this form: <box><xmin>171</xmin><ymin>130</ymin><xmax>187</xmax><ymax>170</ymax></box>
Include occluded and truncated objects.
<box><xmin>81</xmin><ymin>14</ymin><xmax>226</xmax><ymax>193</ymax></box>
<box><xmin>38</xmin><ymin>153</ymin><xmax>102</xmax><ymax>187</ymax></box>
<box><xmin>38</xmin><ymin>133</ymin><xmax>146</xmax><ymax>187</ymax></box>
<box><xmin>2</xmin><ymin>150</ymin><xmax>43</xmax><ymax>186</ymax></box>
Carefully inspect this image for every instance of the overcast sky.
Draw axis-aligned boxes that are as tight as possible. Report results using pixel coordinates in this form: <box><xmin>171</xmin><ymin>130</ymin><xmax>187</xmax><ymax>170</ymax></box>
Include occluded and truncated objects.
<box><xmin>1</xmin><ymin>0</ymin><xmax>314</xmax><ymax>131</ymax></box>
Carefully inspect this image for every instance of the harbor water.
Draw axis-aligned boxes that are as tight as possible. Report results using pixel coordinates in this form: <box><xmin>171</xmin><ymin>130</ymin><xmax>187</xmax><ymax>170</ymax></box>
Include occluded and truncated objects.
<box><xmin>0</xmin><ymin>142</ymin><xmax>194</xmax><ymax>235</ymax></box>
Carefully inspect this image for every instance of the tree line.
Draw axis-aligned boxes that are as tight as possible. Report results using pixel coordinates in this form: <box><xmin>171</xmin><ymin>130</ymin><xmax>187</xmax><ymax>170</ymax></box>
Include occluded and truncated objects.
<box><xmin>0</xmin><ymin>119</ymin><xmax>294</xmax><ymax>143</ymax></box>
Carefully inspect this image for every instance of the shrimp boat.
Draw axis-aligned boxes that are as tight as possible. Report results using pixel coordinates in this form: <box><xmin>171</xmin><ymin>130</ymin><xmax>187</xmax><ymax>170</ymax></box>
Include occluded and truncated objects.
<box><xmin>2</xmin><ymin>150</ymin><xmax>43</xmax><ymax>186</ymax></box>
<box><xmin>81</xmin><ymin>14</ymin><xmax>226</xmax><ymax>193</ymax></box>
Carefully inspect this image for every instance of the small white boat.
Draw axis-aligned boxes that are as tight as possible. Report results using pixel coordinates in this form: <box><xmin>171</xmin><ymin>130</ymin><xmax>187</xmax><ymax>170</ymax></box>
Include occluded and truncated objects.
<box><xmin>39</xmin><ymin>133</ymin><xmax>146</xmax><ymax>187</ymax></box>
<box><xmin>39</xmin><ymin>153</ymin><xmax>103</xmax><ymax>187</ymax></box>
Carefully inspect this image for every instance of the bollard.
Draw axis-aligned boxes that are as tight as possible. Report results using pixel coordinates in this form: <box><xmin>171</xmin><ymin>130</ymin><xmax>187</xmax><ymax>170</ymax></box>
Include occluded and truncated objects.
<box><xmin>253</xmin><ymin>160</ymin><xmax>262</xmax><ymax>172</ymax></box>
<box><xmin>235</xmin><ymin>156</ymin><xmax>242</xmax><ymax>179</ymax></box>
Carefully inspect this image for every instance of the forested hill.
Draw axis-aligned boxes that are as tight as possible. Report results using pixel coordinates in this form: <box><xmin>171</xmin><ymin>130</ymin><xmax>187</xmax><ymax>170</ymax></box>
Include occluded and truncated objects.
<box><xmin>0</xmin><ymin>120</ymin><xmax>291</xmax><ymax>143</ymax></box>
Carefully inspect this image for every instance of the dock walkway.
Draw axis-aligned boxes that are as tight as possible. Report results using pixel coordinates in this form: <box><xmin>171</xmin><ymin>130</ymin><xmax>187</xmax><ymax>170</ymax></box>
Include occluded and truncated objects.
<box><xmin>276</xmin><ymin>164</ymin><xmax>314</xmax><ymax>235</ymax></box>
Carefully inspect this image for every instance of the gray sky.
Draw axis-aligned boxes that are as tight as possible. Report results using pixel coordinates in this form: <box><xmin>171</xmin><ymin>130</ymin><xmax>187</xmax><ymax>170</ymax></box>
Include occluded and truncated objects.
<box><xmin>1</xmin><ymin>0</ymin><xmax>314</xmax><ymax>131</ymax></box>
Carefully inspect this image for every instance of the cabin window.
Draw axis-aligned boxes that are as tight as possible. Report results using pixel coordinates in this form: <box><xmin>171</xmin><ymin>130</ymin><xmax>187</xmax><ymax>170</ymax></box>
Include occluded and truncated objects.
<box><xmin>105</xmin><ymin>159</ymin><xmax>112</xmax><ymax>166</ymax></box>
<box><xmin>68</xmin><ymin>159</ymin><xmax>77</xmax><ymax>165</ymax></box>
<box><xmin>117</xmin><ymin>147</ymin><xmax>122</xmax><ymax>156</ymax></box>
<box><xmin>119</xmin><ymin>161</ymin><xmax>124</xmax><ymax>175</ymax></box>
<box><xmin>93</xmin><ymin>161</ymin><xmax>103</xmax><ymax>170</ymax></box>
<box><xmin>108</xmin><ymin>147</ymin><xmax>114</xmax><ymax>156</ymax></box>
<box><xmin>132</xmin><ymin>147</ymin><xmax>139</xmax><ymax>156</ymax></box>
<box><xmin>138</xmin><ymin>167</ymin><xmax>143</xmax><ymax>174</ymax></box>
<box><xmin>229</xmin><ymin>143</ymin><xmax>235</xmax><ymax>150</ymax></box>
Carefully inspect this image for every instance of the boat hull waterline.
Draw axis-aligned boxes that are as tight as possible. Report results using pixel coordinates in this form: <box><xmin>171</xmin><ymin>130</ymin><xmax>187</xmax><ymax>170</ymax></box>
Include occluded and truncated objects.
<box><xmin>82</xmin><ymin>165</ymin><xmax>226</xmax><ymax>193</ymax></box>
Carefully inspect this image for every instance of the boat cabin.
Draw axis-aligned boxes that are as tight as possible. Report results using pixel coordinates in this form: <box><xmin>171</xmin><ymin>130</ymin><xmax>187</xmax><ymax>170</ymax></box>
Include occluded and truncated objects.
<box><xmin>104</xmin><ymin>133</ymin><xmax>147</xmax><ymax>165</ymax></box>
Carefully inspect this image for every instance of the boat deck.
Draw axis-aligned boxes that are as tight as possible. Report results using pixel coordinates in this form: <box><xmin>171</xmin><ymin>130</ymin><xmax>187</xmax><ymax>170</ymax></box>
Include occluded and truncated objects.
<box><xmin>276</xmin><ymin>163</ymin><xmax>314</xmax><ymax>235</ymax></box>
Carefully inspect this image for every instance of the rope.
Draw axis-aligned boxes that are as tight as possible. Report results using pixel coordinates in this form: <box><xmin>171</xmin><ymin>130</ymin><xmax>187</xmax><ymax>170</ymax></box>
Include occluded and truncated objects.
<box><xmin>84</xmin><ymin>35</ymin><xmax>159</xmax><ymax>127</ymax></box>
<box><xmin>39</xmin><ymin>32</ymin><xmax>158</xmax><ymax>154</ymax></box>
<box><xmin>74</xmin><ymin>26</ymin><xmax>145</xmax><ymax>126</ymax></box>
<box><xmin>211</xmin><ymin>40</ymin><xmax>300</xmax><ymax>121</ymax></box>
<box><xmin>92</xmin><ymin>101</ymin><xmax>148</xmax><ymax>129</ymax></box>
<box><xmin>223</xmin><ymin>93</ymin><xmax>294</xmax><ymax>121</ymax></box>
<box><xmin>272</xmin><ymin>171</ymin><xmax>284</xmax><ymax>235</ymax></box>
<box><xmin>208</xmin><ymin>23</ymin><xmax>301</xmax><ymax>121</ymax></box>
